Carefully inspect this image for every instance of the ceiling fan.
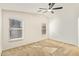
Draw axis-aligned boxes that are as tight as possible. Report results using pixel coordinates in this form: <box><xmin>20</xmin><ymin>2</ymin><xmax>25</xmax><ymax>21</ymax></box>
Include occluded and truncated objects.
<box><xmin>38</xmin><ymin>3</ymin><xmax>63</xmax><ymax>14</ymax></box>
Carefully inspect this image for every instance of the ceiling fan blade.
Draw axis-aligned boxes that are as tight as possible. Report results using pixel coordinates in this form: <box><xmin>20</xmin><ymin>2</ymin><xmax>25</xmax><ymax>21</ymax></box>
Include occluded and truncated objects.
<box><xmin>49</xmin><ymin>3</ymin><xmax>55</xmax><ymax>9</ymax></box>
<box><xmin>37</xmin><ymin>10</ymin><xmax>42</xmax><ymax>12</ymax></box>
<box><xmin>39</xmin><ymin>8</ymin><xmax>47</xmax><ymax>10</ymax></box>
<box><xmin>43</xmin><ymin>10</ymin><xmax>48</xmax><ymax>13</ymax></box>
<box><xmin>53</xmin><ymin>7</ymin><xmax>63</xmax><ymax>10</ymax></box>
<box><xmin>51</xmin><ymin>11</ymin><xmax>54</xmax><ymax>14</ymax></box>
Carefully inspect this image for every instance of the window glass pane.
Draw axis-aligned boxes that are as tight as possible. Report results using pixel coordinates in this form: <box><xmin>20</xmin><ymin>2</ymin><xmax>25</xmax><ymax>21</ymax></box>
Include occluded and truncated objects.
<box><xmin>42</xmin><ymin>24</ymin><xmax>46</xmax><ymax>35</ymax></box>
<box><xmin>10</xmin><ymin>19</ymin><xmax>22</xmax><ymax>28</ymax></box>
<box><xmin>10</xmin><ymin>30</ymin><xmax>22</xmax><ymax>39</ymax></box>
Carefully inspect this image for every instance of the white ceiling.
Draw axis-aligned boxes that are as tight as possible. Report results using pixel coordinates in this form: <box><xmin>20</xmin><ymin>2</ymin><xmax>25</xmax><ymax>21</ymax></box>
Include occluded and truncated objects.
<box><xmin>0</xmin><ymin>3</ymin><xmax>79</xmax><ymax>16</ymax></box>
<box><xmin>0</xmin><ymin>3</ymin><xmax>48</xmax><ymax>13</ymax></box>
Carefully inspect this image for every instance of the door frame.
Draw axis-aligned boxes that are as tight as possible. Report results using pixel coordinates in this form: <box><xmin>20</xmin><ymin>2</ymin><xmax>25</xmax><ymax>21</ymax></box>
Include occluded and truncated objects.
<box><xmin>0</xmin><ymin>8</ymin><xmax>2</xmax><ymax>55</ymax></box>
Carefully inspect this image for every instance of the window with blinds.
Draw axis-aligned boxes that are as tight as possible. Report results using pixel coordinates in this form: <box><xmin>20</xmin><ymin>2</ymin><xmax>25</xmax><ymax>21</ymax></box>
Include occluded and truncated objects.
<box><xmin>9</xmin><ymin>19</ymin><xmax>24</xmax><ymax>41</ymax></box>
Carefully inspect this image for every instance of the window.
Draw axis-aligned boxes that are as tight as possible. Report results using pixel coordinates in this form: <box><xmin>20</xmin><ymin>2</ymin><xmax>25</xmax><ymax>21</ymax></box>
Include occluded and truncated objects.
<box><xmin>42</xmin><ymin>24</ymin><xmax>46</xmax><ymax>35</ymax></box>
<box><xmin>9</xmin><ymin>19</ymin><xmax>24</xmax><ymax>41</ymax></box>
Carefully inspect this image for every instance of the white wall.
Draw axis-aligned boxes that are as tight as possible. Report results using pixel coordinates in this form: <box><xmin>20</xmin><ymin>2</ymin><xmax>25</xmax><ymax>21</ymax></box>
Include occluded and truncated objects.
<box><xmin>49</xmin><ymin>4</ymin><xmax>79</xmax><ymax>45</ymax></box>
<box><xmin>0</xmin><ymin>8</ymin><xmax>2</xmax><ymax>55</ymax></box>
<box><xmin>78</xmin><ymin>17</ymin><xmax>79</xmax><ymax>46</ymax></box>
<box><xmin>77</xmin><ymin>6</ymin><xmax>79</xmax><ymax>46</ymax></box>
<box><xmin>2</xmin><ymin>10</ymin><xmax>48</xmax><ymax>50</ymax></box>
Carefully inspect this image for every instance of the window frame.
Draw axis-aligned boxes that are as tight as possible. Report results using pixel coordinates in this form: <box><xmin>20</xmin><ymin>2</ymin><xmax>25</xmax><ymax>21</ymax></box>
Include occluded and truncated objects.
<box><xmin>9</xmin><ymin>18</ymin><xmax>24</xmax><ymax>41</ymax></box>
<box><xmin>42</xmin><ymin>23</ymin><xmax>46</xmax><ymax>35</ymax></box>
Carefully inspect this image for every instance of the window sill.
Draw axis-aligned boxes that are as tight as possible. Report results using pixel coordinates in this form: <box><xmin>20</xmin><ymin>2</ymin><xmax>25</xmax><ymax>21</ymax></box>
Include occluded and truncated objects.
<box><xmin>9</xmin><ymin>38</ymin><xmax>23</xmax><ymax>42</ymax></box>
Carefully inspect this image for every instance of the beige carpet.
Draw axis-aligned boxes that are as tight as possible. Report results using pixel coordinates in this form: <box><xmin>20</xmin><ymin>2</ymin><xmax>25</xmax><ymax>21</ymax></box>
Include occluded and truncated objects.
<box><xmin>1</xmin><ymin>39</ymin><xmax>79</xmax><ymax>56</ymax></box>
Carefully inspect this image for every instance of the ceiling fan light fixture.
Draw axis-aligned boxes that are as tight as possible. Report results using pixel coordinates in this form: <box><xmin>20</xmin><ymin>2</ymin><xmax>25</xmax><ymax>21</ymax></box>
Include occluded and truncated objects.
<box><xmin>48</xmin><ymin>10</ymin><xmax>51</xmax><ymax>11</ymax></box>
<box><xmin>38</xmin><ymin>3</ymin><xmax>63</xmax><ymax>14</ymax></box>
